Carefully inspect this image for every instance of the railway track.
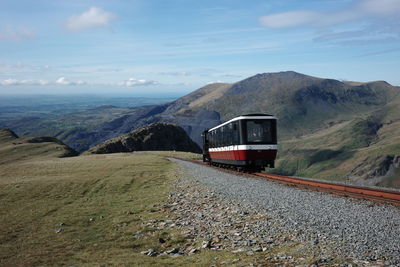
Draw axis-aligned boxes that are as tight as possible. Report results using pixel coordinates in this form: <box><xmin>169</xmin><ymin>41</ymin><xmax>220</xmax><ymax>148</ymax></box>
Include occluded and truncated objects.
<box><xmin>253</xmin><ymin>172</ymin><xmax>400</xmax><ymax>206</ymax></box>
<box><xmin>173</xmin><ymin>157</ymin><xmax>400</xmax><ymax>206</ymax></box>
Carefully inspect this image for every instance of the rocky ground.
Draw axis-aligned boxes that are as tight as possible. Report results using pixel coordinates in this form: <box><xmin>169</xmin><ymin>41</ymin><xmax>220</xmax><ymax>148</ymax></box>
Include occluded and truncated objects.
<box><xmin>140</xmin><ymin>159</ymin><xmax>400</xmax><ymax>266</ymax></box>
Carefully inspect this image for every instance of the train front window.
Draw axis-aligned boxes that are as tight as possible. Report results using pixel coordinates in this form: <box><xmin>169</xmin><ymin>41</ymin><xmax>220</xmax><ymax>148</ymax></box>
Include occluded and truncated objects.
<box><xmin>245</xmin><ymin>120</ymin><xmax>274</xmax><ymax>143</ymax></box>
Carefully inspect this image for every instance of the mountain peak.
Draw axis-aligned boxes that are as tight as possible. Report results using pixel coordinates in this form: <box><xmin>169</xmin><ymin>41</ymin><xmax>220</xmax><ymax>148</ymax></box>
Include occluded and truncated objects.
<box><xmin>248</xmin><ymin>71</ymin><xmax>320</xmax><ymax>81</ymax></box>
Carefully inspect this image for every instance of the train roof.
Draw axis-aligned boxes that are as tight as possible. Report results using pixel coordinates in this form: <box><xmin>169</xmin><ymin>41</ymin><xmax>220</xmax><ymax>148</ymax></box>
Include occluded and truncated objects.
<box><xmin>242</xmin><ymin>113</ymin><xmax>273</xmax><ymax>116</ymax></box>
<box><xmin>208</xmin><ymin>114</ymin><xmax>276</xmax><ymax>132</ymax></box>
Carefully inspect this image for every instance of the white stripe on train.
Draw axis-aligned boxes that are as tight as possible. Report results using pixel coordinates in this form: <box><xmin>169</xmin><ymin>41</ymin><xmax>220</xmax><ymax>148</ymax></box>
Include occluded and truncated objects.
<box><xmin>209</xmin><ymin>144</ymin><xmax>277</xmax><ymax>152</ymax></box>
<box><xmin>208</xmin><ymin>115</ymin><xmax>276</xmax><ymax>132</ymax></box>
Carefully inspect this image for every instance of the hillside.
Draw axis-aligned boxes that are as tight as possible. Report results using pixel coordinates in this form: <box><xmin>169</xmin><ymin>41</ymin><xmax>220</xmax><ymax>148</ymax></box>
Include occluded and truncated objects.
<box><xmin>210</xmin><ymin>73</ymin><xmax>398</xmax><ymax>138</ymax></box>
<box><xmin>0</xmin><ymin>129</ymin><xmax>78</xmax><ymax>164</ymax></box>
<box><xmin>2</xmin><ymin>71</ymin><xmax>399</xmax><ymax>187</ymax></box>
<box><xmin>0</xmin><ymin>143</ymin><xmax>219</xmax><ymax>265</ymax></box>
<box><xmin>85</xmin><ymin>123</ymin><xmax>201</xmax><ymax>154</ymax></box>
<box><xmin>76</xmin><ymin>71</ymin><xmax>400</xmax><ymax>187</ymax></box>
<box><xmin>273</xmin><ymin>94</ymin><xmax>400</xmax><ymax>188</ymax></box>
<box><xmin>82</xmin><ymin>71</ymin><xmax>399</xmax><ymax>146</ymax></box>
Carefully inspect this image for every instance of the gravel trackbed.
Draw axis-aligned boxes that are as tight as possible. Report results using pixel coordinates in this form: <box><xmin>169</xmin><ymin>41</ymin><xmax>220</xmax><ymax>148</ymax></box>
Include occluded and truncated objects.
<box><xmin>170</xmin><ymin>158</ymin><xmax>400</xmax><ymax>265</ymax></box>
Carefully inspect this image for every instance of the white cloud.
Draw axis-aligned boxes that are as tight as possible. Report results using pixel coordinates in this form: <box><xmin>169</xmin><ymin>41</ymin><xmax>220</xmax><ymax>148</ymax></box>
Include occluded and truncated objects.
<box><xmin>0</xmin><ymin>79</ymin><xmax>19</xmax><ymax>86</ymax></box>
<box><xmin>55</xmin><ymin>77</ymin><xmax>70</xmax><ymax>85</ymax></box>
<box><xmin>0</xmin><ymin>79</ymin><xmax>49</xmax><ymax>86</ymax></box>
<box><xmin>76</xmin><ymin>80</ymin><xmax>87</xmax><ymax>85</ymax></box>
<box><xmin>159</xmin><ymin>71</ymin><xmax>191</xmax><ymax>76</ymax></box>
<box><xmin>206</xmin><ymin>80</ymin><xmax>224</xmax><ymax>85</ymax></box>
<box><xmin>55</xmin><ymin>77</ymin><xmax>86</xmax><ymax>86</ymax></box>
<box><xmin>0</xmin><ymin>77</ymin><xmax>88</xmax><ymax>86</ymax></box>
<box><xmin>118</xmin><ymin>78</ymin><xmax>159</xmax><ymax>87</ymax></box>
<box><xmin>27</xmin><ymin>79</ymin><xmax>50</xmax><ymax>86</ymax></box>
<box><xmin>259</xmin><ymin>11</ymin><xmax>323</xmax><ymax>28</ymax></box>
<box><xmin>65</xmin><ymin>7</ymin><xmax>116</xmax><ymax>32</ymax></box>
<box><xmin>0</xmin><ymin>26</ymin><xmax>36</xmax><ymax>42</ymax></box>
<box><xmin>359</xmin><ymin>0</ymin><xmax>400</xmax><ymax>15</ymax></box>
<box><xmin>259</xmin><ymin>0</ymin><xmax>400</xmax><ymax>29</ymax></box>
<box><xmin>0</xmin><ymin>77</ymin><xmax>159</xmax><ymax>87</ymax></box>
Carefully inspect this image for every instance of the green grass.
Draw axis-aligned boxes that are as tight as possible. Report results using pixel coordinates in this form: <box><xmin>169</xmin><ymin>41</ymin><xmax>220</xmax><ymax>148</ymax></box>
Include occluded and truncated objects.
<box><xmin>0</xmin><ymin>150</ymin><xmax>287</xmax><ymax>266</ymax></box>
<box><xmin>0</xmin><ymin>131</ymin><xmax>360</xmax><ymax>266</ymax></box>
<box><xmin>145</xmin><ymin>150</ymin><xmax>202</xmax><ymax>161</ymax></box>
<box><xmin>0</xmin><ymin>153</ymin><xmax>176</xmax><ymax>266</ymax></box>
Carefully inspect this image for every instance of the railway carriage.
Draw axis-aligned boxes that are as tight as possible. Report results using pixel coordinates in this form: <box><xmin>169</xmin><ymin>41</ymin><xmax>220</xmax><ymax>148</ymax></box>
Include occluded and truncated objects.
<box><xmin>202</xmin><ymin>114</ymin><xmax>277</xmax><ymax>171</ymax></box>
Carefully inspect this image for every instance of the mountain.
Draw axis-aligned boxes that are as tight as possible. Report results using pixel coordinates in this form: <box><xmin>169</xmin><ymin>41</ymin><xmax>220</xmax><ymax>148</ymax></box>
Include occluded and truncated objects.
<box><xmin>210</xmin><ymin>72</ymin><xmax>398</xmax><ymax>138</ymax></box>
<box><xmin>0</xmin><ymin>128</ymin><xmax>78</xmax><ymax>165</ymax></box>
<box><xmin>85</xmin><ymin>123</ymin><xmax>201</xmax><ymax>154</ymax></box>
<box><xmin>83</xmin><ymin>71</ymin><xmax>399</xmax><ymax>145</ymax></box>
<box><xmin>76</xmin><ymin>71</ymin><xmax>399</xmax><ymax>187</ymax></box>
<box><xmin>274</xmin><ymin>93</ymin><xmax>400</xmax><ymax>188</ymax></box>
<box><xmin>3</xmin><ymin>71</ymin><xmax>399</xmax><ymax>187</ymax></box>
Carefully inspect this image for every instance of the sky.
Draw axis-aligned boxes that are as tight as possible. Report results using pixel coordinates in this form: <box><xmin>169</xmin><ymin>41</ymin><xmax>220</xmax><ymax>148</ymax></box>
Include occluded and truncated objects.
<box><xmin>0</xmin><ymin>0</ymin><xmax>399</xmax><ymax>96</ymax></box>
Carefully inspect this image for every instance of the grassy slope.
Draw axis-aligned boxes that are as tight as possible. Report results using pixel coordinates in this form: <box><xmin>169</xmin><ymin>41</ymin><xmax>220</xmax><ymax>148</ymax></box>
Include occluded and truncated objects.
<box><xmin>1</xmin><ymin>144</ymin><xmax>282</xmax><ymax>266</ymax></box>
<box><xmin>0</xmin><ymin>130</ymin><xmax>78</xmax><ymax>165</ymax></box>
<box><xmin>1</xmin><ymin>151</ymin><xmax>196</xmax><ymax>266</ymax></box>
<box><xmin>273</xmin><ymin>96</ymin><xmax>400</xmax><ymax>188</ymax></box>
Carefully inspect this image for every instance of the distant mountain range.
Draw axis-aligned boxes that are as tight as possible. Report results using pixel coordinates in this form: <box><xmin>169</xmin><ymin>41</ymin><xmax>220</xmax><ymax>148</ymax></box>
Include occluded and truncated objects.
<box><xmin>2</xmin><ymin>71</ymin><xmax>400</xmax><ymax>187</ymax></box>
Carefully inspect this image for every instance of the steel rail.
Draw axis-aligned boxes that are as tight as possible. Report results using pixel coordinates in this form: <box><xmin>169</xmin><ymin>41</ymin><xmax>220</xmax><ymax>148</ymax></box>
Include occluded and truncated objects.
<box><xmin>253</xmin><ymin>172</ymin><xmax>400</xmax><ymax>206</ymax></box>
<box><xmin>172</xmin><ymin>157</ymin><xmax>400</xmax><ymax>206</ymax></box>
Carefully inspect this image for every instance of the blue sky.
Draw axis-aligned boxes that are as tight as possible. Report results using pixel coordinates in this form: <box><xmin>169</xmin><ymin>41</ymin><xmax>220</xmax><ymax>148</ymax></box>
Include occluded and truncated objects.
<box><xmin>0</xmin><ymin>0</ymin><xmax>399</xmax><ymax>95</ymax></box>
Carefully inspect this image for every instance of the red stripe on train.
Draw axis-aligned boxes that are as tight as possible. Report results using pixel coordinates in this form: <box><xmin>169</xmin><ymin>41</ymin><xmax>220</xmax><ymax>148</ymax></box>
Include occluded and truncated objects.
<box><xmin>209</xmin><ymin>150</ymin><xmax>277</xmax><ymax>161</ymax></box>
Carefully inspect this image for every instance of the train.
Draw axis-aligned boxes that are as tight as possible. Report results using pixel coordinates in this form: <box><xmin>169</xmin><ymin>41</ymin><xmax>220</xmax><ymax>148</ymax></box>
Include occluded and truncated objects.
<box><xmin>202</xmin><ymin>114</ymin><xmax>277</xmax><ymax>172</ymax></box>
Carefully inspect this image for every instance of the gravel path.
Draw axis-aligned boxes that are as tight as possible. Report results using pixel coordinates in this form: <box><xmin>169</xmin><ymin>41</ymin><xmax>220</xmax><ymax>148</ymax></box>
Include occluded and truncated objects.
<box><xmin>170</xmin><ymin>158</ymin><xmax>400</xmax><ymax>265</ymax></box>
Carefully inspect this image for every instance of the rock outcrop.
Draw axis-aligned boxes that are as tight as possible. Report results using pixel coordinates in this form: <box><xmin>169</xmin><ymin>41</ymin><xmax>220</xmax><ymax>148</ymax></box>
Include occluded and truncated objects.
<box><xmin>85</xmin><ymin>123</ymin><xmax>201</xmax><ymax>154</ymax></box>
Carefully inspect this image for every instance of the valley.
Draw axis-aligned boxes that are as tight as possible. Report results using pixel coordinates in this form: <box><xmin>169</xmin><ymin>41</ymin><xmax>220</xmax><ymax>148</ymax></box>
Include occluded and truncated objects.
<box><xmin>0</xmin><ymin>95</ymin><xmax>175</xmax><ymax>152</ymax></box>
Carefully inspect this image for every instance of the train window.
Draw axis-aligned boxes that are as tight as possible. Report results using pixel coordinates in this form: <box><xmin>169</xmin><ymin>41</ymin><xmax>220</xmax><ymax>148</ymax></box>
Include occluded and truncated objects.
<box><xmin>220</xmin><ymin>126</ymin><xmax>223</xmax><ymax>147</ymax></box>
<box><xmin>245</xmin><ymin>120</ymin><xmax>274</xmax><ymax>143</ymax></box>
<box><xmin>217</xmin><ymin>128</ymin><xmax>221</xmax><ymax>147</ymax></box>
<box><xmin>222</xmin><ymin>126</ymin><xmax>227</xmax><ymax>147</ymax></box>
<box><xmin>224</xmin><ymin>125</ymin><xmax>228</xmax><ymax>146</ymax></box>
<box><xmin>232</xmin><ymin>121</ymin><xmax>239</xmax><ymax>144</ymax></box>
<box><xmin>213</xmin><ymin>130</ymin><xmax>216</xmax><ymax>147</ymax></box>
<box><xmin>221</xmin><ymin>128</ymin><xmax>223</xmax><ymax>147</ymax></box>
<box><xmin>213</xmin><ymin>131</ymin><xmax>216</xmax><ymax>147</ymax></box>
<box><xmin>229</xmin><ymin>124</ymin><xmax>233</xmax><ymax>145</ymax></box>
<box><xmin>225</xmin><ymin>126</ymin><xmax>229</xmax><ymax>146</ymax></box>
<box><xmin>212</xmin><ymin>131</ymin><xmax>216</xmax><ymax>147</ymax></box>
<box><xmin>227</xmin><ymin>123</ymin><xmax>233</xmax><ymax>145</ymax></box>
